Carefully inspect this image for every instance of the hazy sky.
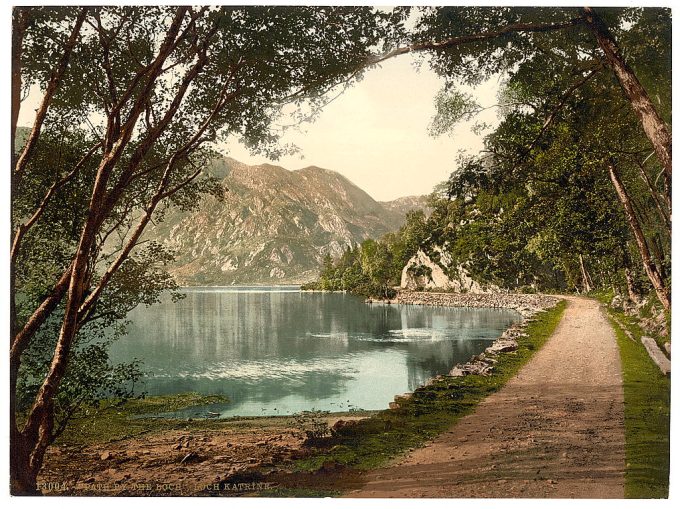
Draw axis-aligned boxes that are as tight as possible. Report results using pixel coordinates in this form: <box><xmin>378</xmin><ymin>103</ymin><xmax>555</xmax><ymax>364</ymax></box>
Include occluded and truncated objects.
<box><xmin>17</xmin><ymin>52</ymin><xmax>501</xmax><ymax>202</ymax></box>
<box><xmin>224</xmin><ymin>54</ymin><xmax>501</xmax><ymax>201</ymax></box>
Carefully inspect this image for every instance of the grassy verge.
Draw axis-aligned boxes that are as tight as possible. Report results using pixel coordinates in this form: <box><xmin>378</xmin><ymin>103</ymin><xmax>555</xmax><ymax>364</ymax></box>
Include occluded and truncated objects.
<box><xmin>56</xmin><ymin>393</ymin><xmax>229</xmax><ymax>446</ymax></box>
<box><xmin>594</xmin><ymin>296</ymin><xmax>670</xmax><ymax>499</ymax></box>
<box><xmin>292</xmin><ymin>300</ymin><xmax>567</xmax><ymax>472</ymax></box>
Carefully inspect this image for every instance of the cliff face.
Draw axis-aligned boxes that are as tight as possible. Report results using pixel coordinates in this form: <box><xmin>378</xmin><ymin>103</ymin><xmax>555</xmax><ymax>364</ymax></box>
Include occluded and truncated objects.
<box><xmin>400</xmin><ymin>247</ymin><xmax>499</xmax><ymax>293</ymax></box>
<box><xmin>146</xmin><ymin>157</ymin><xmax>427</xmax><ymax>285</ymax></box>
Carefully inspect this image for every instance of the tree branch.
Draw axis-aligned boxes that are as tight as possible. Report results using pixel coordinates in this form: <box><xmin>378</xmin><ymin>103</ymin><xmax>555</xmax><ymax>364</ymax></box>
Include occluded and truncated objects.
<box><xmin>284</xmin><ymin>17</ymin><xmax>586</xmax><ymax>103</ymax></box>
<box><xmin>11</xmin><ymin>141</ymin><xmax>102</xmax><ymax>267</ymax></box>
<box><xmin>13</xmin><ymin>8</ymin><xmax>88</xmax><ymax>185</ymax></box>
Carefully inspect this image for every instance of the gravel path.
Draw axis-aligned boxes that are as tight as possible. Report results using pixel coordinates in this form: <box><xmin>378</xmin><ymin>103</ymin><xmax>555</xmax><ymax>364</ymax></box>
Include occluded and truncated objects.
<box><xmin>346</xmin><ymin>296</ymin><xmax>626</xmax><ymax>498</ymax></box>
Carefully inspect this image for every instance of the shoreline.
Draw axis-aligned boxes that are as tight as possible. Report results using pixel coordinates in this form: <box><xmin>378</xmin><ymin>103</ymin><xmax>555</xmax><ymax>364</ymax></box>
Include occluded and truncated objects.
<box><xmin>378</xmin><ymin>290</ymin><xmax>563</xmax><ymax>404</ymax></box>
<box><xmin>39</xmin><ymin>291</ymin><xmax>565</xmax><ymax>496</ymax></box>
<box><xmin>370</xmin><ymin>289</ymin><xmax>562</xmax><ymax>318</ymax></box>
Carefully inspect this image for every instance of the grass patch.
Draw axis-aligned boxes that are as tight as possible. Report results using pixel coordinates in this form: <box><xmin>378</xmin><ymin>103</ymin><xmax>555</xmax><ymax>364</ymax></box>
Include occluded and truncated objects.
<box><xmin>292</xmin><ymin>300</ymin><xmax>567</xmax><ymax>472</ymax></box>
<box><xmin>56</xmin><ymin>393</ymin><xmax>229</xmax><ymax>446</ymax></box>
<box><xmin>595</xmin><ymin>298</ymin><xmax>670</xmax><ymax>499</ymax></box>
<box><xmin>591</xmin><ymin>289</ymin><xmax>670</xmax><ymax>349</ymax></box>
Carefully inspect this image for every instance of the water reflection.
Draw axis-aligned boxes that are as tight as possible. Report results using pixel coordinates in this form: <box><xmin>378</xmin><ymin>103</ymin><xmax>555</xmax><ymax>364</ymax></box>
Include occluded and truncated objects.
<box><xmin>109</xmin><ymin>288</ymin><xmax>519</xmax><ymax>416</ymax></box>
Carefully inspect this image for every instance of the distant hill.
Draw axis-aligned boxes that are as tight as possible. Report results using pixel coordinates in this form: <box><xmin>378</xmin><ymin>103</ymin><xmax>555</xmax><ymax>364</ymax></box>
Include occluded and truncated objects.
<box><xmin>380</xmin><ymin>195</ymin><xmax>431</xmax><ymax>217</ymax></box>
<box><xmin>145</xmin><ymin>157</ymin><xmax>429</xmax><ymax>285</ymax></box>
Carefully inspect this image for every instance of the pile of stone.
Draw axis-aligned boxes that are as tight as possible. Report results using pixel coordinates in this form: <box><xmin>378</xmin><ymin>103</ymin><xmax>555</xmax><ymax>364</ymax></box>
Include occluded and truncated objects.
<box><xmin>449</xmin><ymin>324</ymin><xmax>528</xmax><ymax>377</ymax></box>
<box><xmin>388</xmin><ymin>290</ymin><xmax>560</xmax><ymax>318</ymax></box>
<box><xmin>449</xmin><ymin>353</ymin><xmax>496</xmax><ymax>377</ymax></box>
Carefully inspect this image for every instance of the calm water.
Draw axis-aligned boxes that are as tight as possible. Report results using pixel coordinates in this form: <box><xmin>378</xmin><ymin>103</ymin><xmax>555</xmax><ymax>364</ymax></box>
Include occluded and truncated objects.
<box><xmin>109</xmin><ymin>287</ymin><xmax>520</xmax><ymax>417</ymax></box>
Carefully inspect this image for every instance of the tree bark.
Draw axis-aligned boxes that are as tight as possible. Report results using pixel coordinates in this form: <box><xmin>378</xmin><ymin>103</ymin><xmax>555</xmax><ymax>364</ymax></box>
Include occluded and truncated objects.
<box><xmin>582</xmin><ymin>7</ymin><xmax>672</xmax><ymax>182</ymax></box>
<box><xmin>608</xmin><ymin>161</ymin><xmax>670</xmax><ymax>310</ymax></box>
<box><xmin>579</xmin><ymin>254</ymin><xmax>593</xmax><ymax>293</ymax></box>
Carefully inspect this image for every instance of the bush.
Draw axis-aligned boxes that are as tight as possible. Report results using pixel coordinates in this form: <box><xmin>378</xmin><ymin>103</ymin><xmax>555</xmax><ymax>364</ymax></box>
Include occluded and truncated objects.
<box><xmin>290</xmin><ymin>411</ymin><xmax>332</xmax><ymax>446</ymax></box>
<box><xmin>300</xmin><ymin>281</ymin><xmax>321</xmax><ymax>291</ymax></box>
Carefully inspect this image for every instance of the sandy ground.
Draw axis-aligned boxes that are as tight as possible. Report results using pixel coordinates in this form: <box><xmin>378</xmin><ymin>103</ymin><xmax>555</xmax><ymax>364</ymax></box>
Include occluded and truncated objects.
<box><xmin>39</xmin><ymin>415</ymin><xmax>366</xmax><ymax>496</ymax></box>
<box><xmin>344</xmin><ymin>296</ymin><xmax>626</xmax><ymax>498</ymax></box>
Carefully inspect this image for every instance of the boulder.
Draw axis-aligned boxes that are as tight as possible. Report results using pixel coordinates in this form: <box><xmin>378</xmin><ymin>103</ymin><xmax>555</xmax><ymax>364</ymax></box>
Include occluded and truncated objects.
<box><xmin>611</xmin><ymin>294</ymin><xmax>624</xmax><ymax>310</ymax></box>
<box><xmin>641</xmin><ymin>336</ymin><xmax>671</xmax><ymax>375</ymax></box>
<box><xmin>485</xmin><ymin>339</ymin><xmax>519</xmax><ymax>355</ymax></box>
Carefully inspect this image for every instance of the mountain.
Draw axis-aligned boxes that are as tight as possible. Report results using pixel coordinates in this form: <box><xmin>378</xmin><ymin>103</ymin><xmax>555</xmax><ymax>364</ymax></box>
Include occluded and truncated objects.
<box><xmin>380</xmin><ymin>195</ymin><xmax>431</xmax><ymax>217</ymax></box>
<box><xmin>145</xmin><ymin>157</ymin><xmax>427</xmax><ymax>285</ymax></box>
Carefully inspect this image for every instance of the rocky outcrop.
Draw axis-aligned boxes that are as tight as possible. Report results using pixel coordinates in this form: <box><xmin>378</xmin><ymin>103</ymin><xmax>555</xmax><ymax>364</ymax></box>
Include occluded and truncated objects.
<box><xmin>379</xmin><ymin>195</ymin><xmax>430</xmax><ymax>217</ymax></box>
<box><xmin>145</xmin><ymin>157</ymin><xmax>424</xmax><ymax>285</ymax></box>
<box><xmin>401</xmin><ymin>250</ymin><xmax>454</xmax><ymax>290</ymax></box>
<box><xmin>401</xmin><ymin>248</ymin><xmax>498</xmax><ymax>293</ymax></box>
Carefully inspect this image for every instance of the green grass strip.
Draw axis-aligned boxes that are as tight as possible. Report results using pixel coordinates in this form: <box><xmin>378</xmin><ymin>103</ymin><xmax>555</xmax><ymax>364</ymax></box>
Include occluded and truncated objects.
<box><xmin>602</xmin><ymin>306</ymin><xmax>670</xmax><ymax>499</ymax></box>
<box><xmin>292</xmin><ymin>300</ymin><xmax>567</xmax><ymax>472</ymax></box>
<box><xmin>56</xmin><ymin>393</ymin><xmax>229</xmax><ymax>446</ymax></box>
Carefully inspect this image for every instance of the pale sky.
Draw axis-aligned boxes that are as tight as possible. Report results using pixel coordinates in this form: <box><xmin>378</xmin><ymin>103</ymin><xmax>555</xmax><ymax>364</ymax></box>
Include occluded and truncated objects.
<box><xmin>223</xmin><ymin>54</ymin><xmax>501</xmax><ymax>201</ymax></box>
<box><xmin>17</xmin><ymin>53</ymin><xmax>501</xmax><ymax>202</ymax></box>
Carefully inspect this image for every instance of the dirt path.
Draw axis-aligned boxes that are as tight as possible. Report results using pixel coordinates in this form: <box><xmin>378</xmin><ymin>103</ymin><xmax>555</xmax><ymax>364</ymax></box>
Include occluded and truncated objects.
<box><xmin>345</xmin><ymin>296</ymin><xmax>626</xmax><ymax>498</ymax></box>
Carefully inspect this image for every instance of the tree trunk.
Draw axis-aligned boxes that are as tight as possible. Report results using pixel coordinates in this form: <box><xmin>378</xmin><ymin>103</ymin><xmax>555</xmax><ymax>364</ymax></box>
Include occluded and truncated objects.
<box><xmin>608</xmin><ymin>161</ymin><xmax>670</xmax><ymax>310</ymax></box>
<box><xmin>9</xmin><ymin>361</ymin><xmax>39</xmax><ymax>495</ymax></box>
<box><xmin>579</xmin><ymin>254</ymin><xmax>593</xmax><ymax>293</ymax></box>
<box><xmin>9</xmin><ymin>8</ymin><xmax>191</xmax><ymax>493</ymax></box>
<box><xmin>10</xmin><ymin>433</ymin><xmax>40</xmax><ymax>495</ymax></box>
<box><xmin>637</xmin><ymin>159</ymin><xmax>671</xmax><ymax>232</ymax></box>
<box><xmin>622</xmin><ymin>249</ymin><xmax>642</xmax><ymax>304</ymax></box>
<box><xmin>582</xmin><ymin>7</ymin><xmax>672</xmax><ymax>182</ymax></box>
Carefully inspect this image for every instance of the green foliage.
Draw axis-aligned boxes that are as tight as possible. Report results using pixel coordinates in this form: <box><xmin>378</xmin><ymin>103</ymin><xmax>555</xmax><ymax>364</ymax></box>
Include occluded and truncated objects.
<box><xmin>412</xmin><ymin>6</ymin><xmax>671</xmax><ymax>297</ymax></box>
<box><xmin>12</xmin><ymin>6</ymin><xmax>403</xmax><ymax>470</ymax></box>
<box><xmin>307</xmin><ymin>208</ymin><xmax>429</xmax><ymax>298</ymax></box>
<box><xmin>429</xmin><ymin>88</ymin><xmax>482</xmax><ymax>136</ymax></box>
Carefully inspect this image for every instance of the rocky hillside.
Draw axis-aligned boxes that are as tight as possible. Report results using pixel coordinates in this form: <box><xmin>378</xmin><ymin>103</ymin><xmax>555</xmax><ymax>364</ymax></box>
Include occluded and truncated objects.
<box><xmin>380</xmin><ymin>195</ymin><xmax>431</xmax><ymax>217</ymax></box>
<box><xmin>146</xmin><ymin>157</ymin><xmax>427</xmax><ymax>285</ymax></box>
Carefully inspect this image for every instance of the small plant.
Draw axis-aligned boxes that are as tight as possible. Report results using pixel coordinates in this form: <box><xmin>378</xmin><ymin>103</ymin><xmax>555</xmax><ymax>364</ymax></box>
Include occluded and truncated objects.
<box><xmin>289</xmin><ymin>410</ymin><xmax>332</xmax><ymax>445</ymax></box>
